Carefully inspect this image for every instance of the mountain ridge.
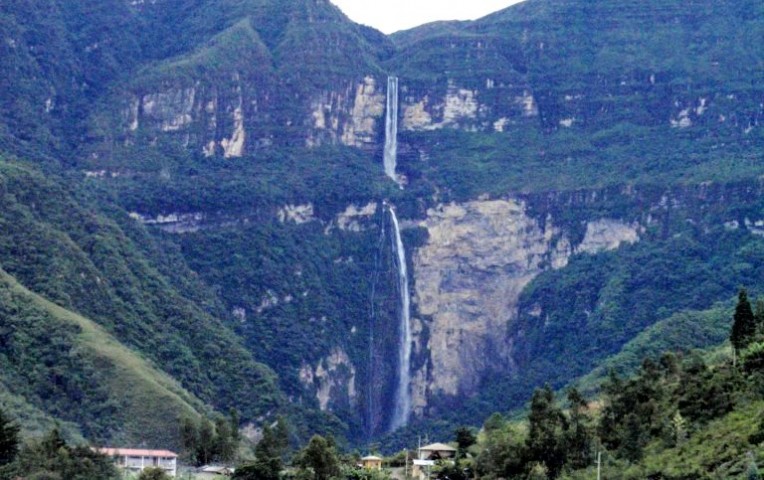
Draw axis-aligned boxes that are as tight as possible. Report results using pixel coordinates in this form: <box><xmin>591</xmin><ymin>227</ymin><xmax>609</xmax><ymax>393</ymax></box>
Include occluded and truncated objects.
<box><xmin>1</xmin><ymin>0</ymin><xmax>764</xmax><ymax>447</ymax></box>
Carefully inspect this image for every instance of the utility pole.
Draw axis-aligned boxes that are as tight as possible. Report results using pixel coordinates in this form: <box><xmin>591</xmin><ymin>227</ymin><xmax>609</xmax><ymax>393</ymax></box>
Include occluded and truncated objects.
<box><xmin>596</xmin><ymin>450</ymin><xmax>602</xmax><ymax>480</ymax></box>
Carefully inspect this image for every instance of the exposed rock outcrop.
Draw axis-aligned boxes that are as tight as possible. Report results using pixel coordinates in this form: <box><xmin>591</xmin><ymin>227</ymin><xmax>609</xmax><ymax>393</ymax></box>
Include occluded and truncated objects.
<box><xmin>410</xmin><ymin>199</ymin><xmax>639</xmax><ymax>412</ymax></box>
<box><xmin>299</xmin><ymin>348</ymin><xmax>357</xmax><ymax>412</ymax></box>
<box><xmin>307</xmin><ymin>76</ymin><xmax>386</xmax><ymax>148</ymax></box>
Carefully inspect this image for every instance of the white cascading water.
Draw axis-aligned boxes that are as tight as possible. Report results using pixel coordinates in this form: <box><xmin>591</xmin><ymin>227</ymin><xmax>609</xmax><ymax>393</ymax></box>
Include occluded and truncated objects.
<box><xmin>388</xmin><ymin>204</ymin><xmax>412</xmax><ymax>430</ymax></box>
<box><xmin>383</xmin><ymin>76</ymin><xmax>399</xmax><ymax>182</ymax></box>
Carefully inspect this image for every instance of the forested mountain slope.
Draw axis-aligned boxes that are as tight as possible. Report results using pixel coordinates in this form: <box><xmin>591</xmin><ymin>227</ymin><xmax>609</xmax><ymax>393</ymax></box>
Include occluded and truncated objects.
<box><xmin>0</xmin><ymin>159</ymin><xmax>293</xmax><ymax>445</ymax></box>
<box><xmin>1</xmin><ymin>0</ymin><xmax>764</xmax><ymax>446</ymax></box>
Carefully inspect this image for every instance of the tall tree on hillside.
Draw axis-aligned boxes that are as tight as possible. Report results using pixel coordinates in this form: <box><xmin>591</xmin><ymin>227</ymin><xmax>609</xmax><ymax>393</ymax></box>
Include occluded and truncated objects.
<box><xmin>455</xmin><ymin>426</ymin><xmax>477</xmax><ymax>459</ymax></box>
<box><xmin>755</xmin><ymin>298</ymin><xmax>764</xmax><ymax>337</ymax></box>
<box><xmin>748</xmin><ymin>457</ymin><xmax>762</xmax><ymax>480</ymax></box>
<box><xmin>525</xmin><ymin>386</ymin><xmax>568</xmax><ymax>479</ymax></box>
<box><xmin>0</xmin><ymin>408</ymin><xmax>20</xmax><ymax>467</ymax></box>
<box><xmin>296</xmin><ymin>435</ymin><xmax>340</xmax><ymax>480</ymax></box>
<box><xmin>272</xmin><ymin>416</ymin><xmax>291</xmax><ymax>461</ymax></box>
<box><xmin>731</xmin><ymin>288</ymin><xmax>756</xmax><ymax>355</ymax></box>
<box><xmin>565</xmin><ymin>388</ymin><xmax>593</xmax><ymax>470</ymax></box>
<box><xmin>12</xmin><ymin>428</ymin><xmax>120</xmax><ymax>479</ymax></box>
<box><xmin>233</xmin><ymin>424</ymin><xmax>283</xmax><ymax>480</ymax></box>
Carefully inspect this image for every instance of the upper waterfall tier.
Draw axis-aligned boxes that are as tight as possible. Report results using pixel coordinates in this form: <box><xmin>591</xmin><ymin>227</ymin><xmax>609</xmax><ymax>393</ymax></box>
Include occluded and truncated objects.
<box><xmin>383</xmin><ymin>76</ymin><xmax>399</xmax><ymax>183</ymax></box>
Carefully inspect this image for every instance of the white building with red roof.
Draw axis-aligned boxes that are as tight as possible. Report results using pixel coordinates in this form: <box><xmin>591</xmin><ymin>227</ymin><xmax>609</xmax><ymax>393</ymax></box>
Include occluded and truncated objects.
<box><xmin>98</xmin><ymin>448</ymin><xmax>178</xmax><ymax>477</ymax></box>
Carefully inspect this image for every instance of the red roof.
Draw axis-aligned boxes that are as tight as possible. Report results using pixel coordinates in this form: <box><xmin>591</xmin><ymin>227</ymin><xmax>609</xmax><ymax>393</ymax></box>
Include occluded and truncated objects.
<box><xmin>98</xmin><ymin>448</ymin><xmax>178</xmax><ymax>458</ymax></box>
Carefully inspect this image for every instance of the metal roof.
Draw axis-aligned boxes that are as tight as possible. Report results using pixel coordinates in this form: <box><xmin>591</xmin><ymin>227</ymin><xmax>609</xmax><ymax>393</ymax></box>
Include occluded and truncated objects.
<box><xmin>419</xmin><ymin>443</ymin><xmax>456</xmax><ymax>452</ymax></box>
<box><xmin>98</xmin><ymin>448</ymin><xmax>178</xmax><ymax>458</ymax></box>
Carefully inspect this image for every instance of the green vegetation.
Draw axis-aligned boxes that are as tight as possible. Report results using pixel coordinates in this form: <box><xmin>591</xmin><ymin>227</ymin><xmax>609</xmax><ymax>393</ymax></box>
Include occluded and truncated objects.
<box><xmin>2</xmin><ymin>0</ymin><xmax>764</xmax><ymax>454</ymax></box>
<box><xmin>138</xmin><ymin>467</ymin><xmax>173</xmax><ymax>480</ymax></box>
<box><xmin>294</xmin><ymin>435</ymin><xmax>341</xmax><ymax>480</ymax></box>
<box><xmin>233</xmin><ymin>417</ymin><xmax>291</xmax><ymax>480</ymax></box>
<box><xmin>411</xmin><ymin>224</ymin><xmax>764</xmax><ymax>437</ymax></box>
<box><xmin>1</xmin><ymin>426</ymin><xmax>120</xmax><ymax>480</ymax></box>
<box><xmin>0</xmin><ymin>159</ymin><xmax>288</xmax><ymax>445</ymax></box>
<box><xmin>732</xmin><ymin>288</ymin><xmax>759</xmax><ymax>355</ymax></box>
<box><xmin>0</xmin><ymin>267</ymin><xmax>205</xmax><ymax>447</ymax></box>
<box><xmin>0</xmin><ymin>409</ymin><xmax>19</xmax><ymax>470</ymax></box>
<box><xmin>179</xmin><ymin>411</ymin><xmax>240</xmax><ymax>466</ymax></box>
<box><xmin>398</xmin><ymin>127</ymin><xmax>764</xmax><ymax>203</ymax></box>
<box><xmin>475</xmin><ymin>344</ymin><xmax>764</xmax><ymax>479</ymax></box>
<box><xmin>574</xmin><ymin>304</ymin><xmax>733</xmax><ymax>394</ymax></box>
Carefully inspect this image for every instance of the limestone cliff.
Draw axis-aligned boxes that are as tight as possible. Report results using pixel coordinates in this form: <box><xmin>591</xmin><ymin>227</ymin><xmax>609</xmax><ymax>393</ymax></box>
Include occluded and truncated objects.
<box><xmin>401</xmin><ymin>80</ymin><xmax>538</xmax><ymax>133</ymax></box>
<box><xmin>116</xmin><ymin>75</ymin><xmax>387</xmax><ymax>157</ymax></box>
<box><xmin>299</xmin><ymin>348</ymin><xmax>357</xmax><ymax>412</ymax></box>
<box><xmin>308</xmin><ymin>77</ymin><xmax>386</xmax><ymax>148</ymax></box>
<box><xmin>410</xmin><ymin>199</ymin><xmax>639</xmax><ymax>414</ymax></box>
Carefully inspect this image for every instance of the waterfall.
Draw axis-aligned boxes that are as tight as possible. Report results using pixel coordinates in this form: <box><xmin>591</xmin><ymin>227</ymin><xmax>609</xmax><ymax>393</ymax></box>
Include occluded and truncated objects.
<box><xmin>388</xmin><ymin>204</ymin><xmax>411</xmax><ymax>430</ymax></box>
<box><xmin>383</xmin><ymin>76</ymin><xmax>399</xmax><ymax>182</ymax></box>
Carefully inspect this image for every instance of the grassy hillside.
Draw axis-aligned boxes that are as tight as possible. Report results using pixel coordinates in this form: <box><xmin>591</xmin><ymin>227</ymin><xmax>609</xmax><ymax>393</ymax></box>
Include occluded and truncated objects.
<box><xmin>0</xmin><ymin>159</ymin><xmax>290</xmax><ymax>440</ymax></box>
<box><xmin>471</xmin><ymin>307</ymin><xmax>764</xmax><ymax>480</ymax></box>
<box><xmin>2</xmin><ymin>0</ymin><xmax>764</xmax><ymax>449</ymax></box>
<box><xmin>573</xmin><ymin>305</ymin><xmax>734</xmax><ymax>394</ymax></box>
<box><xmin>0</xmin><ymin>268</ymin><xmax>204</xmax><ymax>447</ymax></box>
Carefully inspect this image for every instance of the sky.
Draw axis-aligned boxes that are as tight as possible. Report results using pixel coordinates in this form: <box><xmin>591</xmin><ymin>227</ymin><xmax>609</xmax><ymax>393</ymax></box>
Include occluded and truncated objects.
<box><xmin>329</xmin><ymin>0</ymin><xmax>526</xmax><ymax>34</ymax></box>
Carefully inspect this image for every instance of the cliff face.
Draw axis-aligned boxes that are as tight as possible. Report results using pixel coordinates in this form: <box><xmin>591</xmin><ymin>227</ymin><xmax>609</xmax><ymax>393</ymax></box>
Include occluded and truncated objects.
<box><xmin>299</xmin><ymin>348</ymin><xmax>358</xmax><ymax>412</ymax></box>
<box><xmin>117</xmin><ymin>74</ymin><xmax>388</xmax><ymax>158</ymax></box>
<box><xmin>5</xmin><ymin>0</ymin><xmax>764</xmax><ymax>445</ymax></box>
<box><xmin>409</xmin><ymin>199</ymin><xmax>639</xmax><ymax>414</ymax></box>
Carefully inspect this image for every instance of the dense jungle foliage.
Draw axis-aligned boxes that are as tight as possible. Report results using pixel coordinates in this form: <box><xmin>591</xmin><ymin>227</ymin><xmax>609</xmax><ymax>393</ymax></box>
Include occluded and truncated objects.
<box><xmin>2</xmin><ymin>0</ymin><xmax>764</xmax><ymax>456</ymax></box>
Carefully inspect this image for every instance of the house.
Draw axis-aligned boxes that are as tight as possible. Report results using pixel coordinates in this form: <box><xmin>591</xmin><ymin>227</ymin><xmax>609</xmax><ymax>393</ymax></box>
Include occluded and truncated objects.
<box><xmin>361</xmin><ymin>455</ymin><xmax>383</xmax><ymax>470</ymax></box>
<box><xmin>418</xmin><ymin>443</ymin><xmax>456</xmax><ymax>461</ymax></box>
<box><xmin>98</xmin><ymin>448</ymin><xmax>178</xmax><ymax>477</ymax></box>
<box><xmin>411</xmin><ymin>443</ymin><xmax>457</xmax><ymax>480</ymax></box>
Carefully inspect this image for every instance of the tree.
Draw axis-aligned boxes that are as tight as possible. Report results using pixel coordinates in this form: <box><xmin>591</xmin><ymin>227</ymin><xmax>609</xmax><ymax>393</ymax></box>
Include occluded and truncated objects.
<box><xmin>233</xmin><ymin>423</ymin><xmax>288</xmax><ymax>480</ymax></box>
<box><xmin>755</xmin><ymin>298</ymin><xmax>764</xmax><ymax>337</ymax></box>
<box><xmin>564</xmin><ymin>388</ymin><xmax>592</xmax><ymax>470</ymax></box>
<box><xmin>11</xmin><ymin>428</ymin><xmax>120</xmax><ymax>480</ymax></box>
<box><xmin>180</xmin><ymin>415</ymin><xmax>199</xmax><ymax>464</ymax></box>
<box><xmin>197</xmin><ymin>418</ymin><xmax>217</xmax><ymax>466</ymax></box>
<box><xmin>215</xmin><ymin>416</ymin><xmax>236</xmax><ymax>462</ymax></box>
<box><xmin>272</xmin><ymin>417</ymin><xmax>291</xmax><ymax>461</ymax></box>
<box><xmin>742</xmin><ymin>342</ymin><xmax>764</xmax><ymax>374</ymax></box>
<box><xmin>0</xmin><ymin>408</ymin><xmax>20</xmax><ymax>467</ymax></box>
<box><xmin>525</xmin><ymin>386</ymin><xmax>568</xmax><ymax>479</ymax></box>
<box><xmin>434</xmin><ymin>461</ymin><xmax>470</xmax><ymax>480</ymax></box>
<box><xmin>619</xmin><ymin>413</ymin><xmax>647</xmax><ymax>462</ymax></box>
<box><xmin>482</xmin><ymin>413</ymin><xmax>505</xmax><ymax>433</ymax></box>
<box><xmin>748</xmin><ymin>458</ymin><xmax>762</xmax><ymax>480</ymax></box>
<box><xmin>527</xmin><ymin>463</ymin><xmax>549</xmax><ymax>480</ymax></box>
<box><xmin>671</xmin><ymin>412</ymin><xmax>687</xmax><ymax>446</ymax></box>
<box><xmin>475</xmin><ymin>423</ymin><xmax>525</xmax><ymax>480</ymax></box>
<box><xmin>296</xmin><ymin>435</ymin><xmax>340</xmax><ymax>480</ymax></box>
<box><xmin>454</xmin><ymin>426</ymin><xmax>476</xmax><ymax>459</ymax></box>
<box><xmin>138</xmin><ymin>466</ymin><xmax>172</xmax><ymax>480</ymax></box>
<box><xmin>180</xmin><ymin>413</ymin><xmax>241</xmax><ymax>467</ymax></box>
<box><xmin>731</xmin><ymin>288</ymin><xmax>757</xmax><ymax>355</ymax></box>
<box><xmin>749</xmin><ymin>416</ymin><xmax>764</xmax><ymax>445</ymax></box>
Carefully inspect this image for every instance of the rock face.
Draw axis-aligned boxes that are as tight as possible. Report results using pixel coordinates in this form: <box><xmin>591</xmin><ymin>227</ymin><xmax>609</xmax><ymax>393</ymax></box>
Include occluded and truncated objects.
<box><xmin>410</xmin><ymin>199</ymin><xmax>639</xmax><ymax>413</ymax></box>
<box><xmin>332</xmin><ymin>202</ymin><xmax>378</xmax><ymax>232</ymax></box>
<box><xmin>310</xmin><ymin>76</ymin><xmax>386</xmax><ymax>148</ymax></box>
<box><xmin>118</xmin><ymin>75</ymin><xmax>387</xmax><ymax>156</ymax></box>
<box><xmin>299</xmin><ymin>348</ymin><xmax>357</xmax><ymax>412</ymax></box>
<box><xmin>401</xmin><ymin>82</ymin><xmax>538</xmax><ymax>133</ymax></box>
<box><xmin>278</xmin><ymin>204</ymin><xmax>316</xmax><ymax>224</ymax></box>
